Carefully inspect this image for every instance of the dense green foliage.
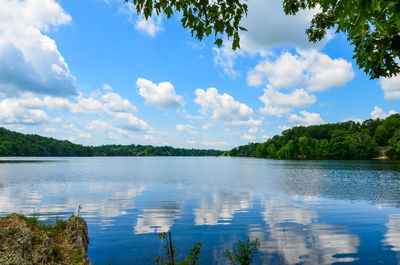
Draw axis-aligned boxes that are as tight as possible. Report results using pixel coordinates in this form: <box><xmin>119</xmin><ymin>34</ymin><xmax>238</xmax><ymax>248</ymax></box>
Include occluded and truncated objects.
<box><xmin>228</xmin><ymin>114</ymin><xmax>400</xmax><ymax>160</ymax></box>
<box><xmin>0</xmin><ymin>127</ymin><xmax>93</xmax><ymax>156</ymax></box>
<box><xmin>90</xmin><ymin>144</ymin><xmax>223</xmax><ymax>156</ymax></box>
<box><xmin>283</xmin><ymin>0</ymin><xmax>400</xmax><ymax>79</ymax></box>
<box><xmin>225</xmin><ymin>238</ymin><xmax>260</xmax><ymax>265</ymax></box>
<box><xmin>0</xmin><ymin>127</ymin><xmax>223</xmax><ymax>157</ymax></box>
<box><xmin>126</xmin><ymin>0</ymin><xmax>247</xmax><ymax>49</ymax></box>
<box><xmin>126</xmin><ymin>0</ymin><xmax>399</xmax><ymax>79</ymax></box>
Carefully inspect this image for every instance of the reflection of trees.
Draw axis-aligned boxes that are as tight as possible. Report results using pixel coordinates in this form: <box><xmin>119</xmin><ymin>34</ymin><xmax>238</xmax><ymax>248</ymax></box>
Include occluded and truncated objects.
<box><xmin>134</xmin><ymin>201</ymin><xmax>181</xmax><ymax>234</ymax></box>
<box><xmin>383</xmin><ymin>213</ymin><xmax>400</xmax><ymax>251</ymax></box>
<box><xmin>251</xmin><ymin>196</ymin><xmax>360</xmax><ymax>265</ymax></box>
<box><xmin>194</xmin><ymin>190</ymin><xmax>253</xmax><ymax>225</ymax></box>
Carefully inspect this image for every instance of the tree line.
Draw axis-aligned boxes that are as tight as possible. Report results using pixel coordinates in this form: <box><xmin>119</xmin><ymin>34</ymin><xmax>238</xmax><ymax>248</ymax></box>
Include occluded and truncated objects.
<box><xmin>228</xmin><ymin>114</ymin><xmax>400</xmax><ymax>160</ymax></box>
<box><xmin>0</xmin><ymin>127</ymin><xmax>223</xmax><ymax>157</ymax></box>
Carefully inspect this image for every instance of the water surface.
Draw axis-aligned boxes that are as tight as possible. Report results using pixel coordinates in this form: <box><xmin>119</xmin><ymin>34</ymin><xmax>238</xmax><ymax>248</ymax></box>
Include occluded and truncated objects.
<box><xmin>1</xmin><ymin>157</ymin><xmax>400</xmax><ymax>264</ymax></box>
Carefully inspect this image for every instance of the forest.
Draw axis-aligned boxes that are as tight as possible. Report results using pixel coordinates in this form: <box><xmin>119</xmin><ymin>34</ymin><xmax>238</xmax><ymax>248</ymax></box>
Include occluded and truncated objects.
<box><xmin>0</xmin><ymin>127</ymin><xmax>223</xmax><ymax>157</ymax></box>
<box><xmin>228</xmin><ymin>114</ymin><xmax>400</xmax><ymax>160</ymax></box>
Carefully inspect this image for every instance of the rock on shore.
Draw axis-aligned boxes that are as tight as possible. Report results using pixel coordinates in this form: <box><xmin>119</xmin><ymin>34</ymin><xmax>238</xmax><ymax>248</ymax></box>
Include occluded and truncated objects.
<box><xmin>0</xmin><ymin>214</ymin><xmax>91</xmax><ymax>265</ymax></box>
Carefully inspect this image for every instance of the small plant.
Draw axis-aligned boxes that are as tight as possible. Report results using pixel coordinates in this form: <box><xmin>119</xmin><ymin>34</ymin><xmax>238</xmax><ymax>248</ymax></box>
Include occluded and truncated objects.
<box><xmin>25</xmin><ymin>215</ymin><xmax>39</xmax><ymax>226</ymax></box>
<box><xmin>50</xmin><ymin>245</ymin><xmax>63</xmax><ymax>261</ymax></box>
<box><xmin>77</xmin><ymin>204</ymin><xmax>82</xmax><ymax>217</ymax></box>
<box><xmin>225</xmin><ymin>238</ymin><xmax>260</xmax><ymax>265</ymax></box>
<box><xmin>72</xmin><ymin>249</ymin><xmax>83</xmax><ymax>264</ymax></box>
<box><xmin>154</xmin><ymin>232</ymin><xmax>202</xmax><ymax>265</ymax></box>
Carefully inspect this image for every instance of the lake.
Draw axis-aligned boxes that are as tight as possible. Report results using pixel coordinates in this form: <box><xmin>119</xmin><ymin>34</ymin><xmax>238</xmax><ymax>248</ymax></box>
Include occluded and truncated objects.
<box><xmin>1</xmin><ymin>157</ymin><xmax>400</xmax><ymax>264</ymax></box>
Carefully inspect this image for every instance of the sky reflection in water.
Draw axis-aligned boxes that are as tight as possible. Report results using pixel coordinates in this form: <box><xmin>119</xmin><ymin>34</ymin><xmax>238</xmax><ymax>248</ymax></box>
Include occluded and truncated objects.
<box><xmin>0</xmin><ymin>157</ymin><xmax>400</xmax><ymax>264</ymax></box>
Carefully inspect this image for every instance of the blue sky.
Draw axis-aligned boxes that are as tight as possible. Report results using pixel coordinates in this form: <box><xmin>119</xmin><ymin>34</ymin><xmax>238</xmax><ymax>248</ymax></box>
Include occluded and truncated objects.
<box><xmin>0</xmin><ymin>0</ymin><xmax>399</xmax><ymax>150</ymax></box>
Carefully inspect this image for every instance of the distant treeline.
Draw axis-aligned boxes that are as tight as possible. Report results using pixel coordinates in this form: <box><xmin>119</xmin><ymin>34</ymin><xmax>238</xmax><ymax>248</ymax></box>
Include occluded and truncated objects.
<box><xmin>228</xmin><ymin>114</ymin><xmax>400</xmax><ymax>160</ymax></box>
<box><xmin>0</xmin><ymin>128</ymin><xmax>223</xmax><ymax>157</ymax></box>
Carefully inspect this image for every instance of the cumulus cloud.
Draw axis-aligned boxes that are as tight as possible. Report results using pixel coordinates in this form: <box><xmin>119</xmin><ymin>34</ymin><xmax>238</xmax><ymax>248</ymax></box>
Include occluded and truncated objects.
<box><xmin>212</xmin><ymin>0</ymin><xmax>334</xmax><ymax>77</ymax></box>
<box><xmin>85</xmin><ymin>120</ymin><xmax>134</xmax><ymax>140</ymax></box>
<box><xmin>0</xmin><ymin>89</ymin><xmax>151</xmax><ymax>132</ymax></box>
<box><xmin>135</xmin><ymin>16</ymin><xmax>162</xmax><ymax>37</ymax></box>
<box><xmin>288</xmin><ymin>110</ymin><xmax>325</xmax><ymax>126</ymax></box>
<box><xmin>379</xmin><ymin>75</ymin><xmax>400</xmax><ymax>100</ymax></box>
<box><xmin>112</xmin><ymin>112</ymin><xmax>152</xmax><ymax>132</ymax></box>
<box><xmin>44</xmin><ymin>127</ymin><xmax>57</xmax><ymax>132</ymax></box>
<box><xmin>102</xmin><ymin>84</ymin><xmax>113</xmax><ymax>91</ymax></box>
<box><xmin>44</xmin><ymin>94</ymin><xmax>103</xmax><ymax>114</ymax></box>
<box><xmin>194</xmin><ymin>87</ymin><xmax>261</xmax><ymax>126</ymax></box>
<box><xmin>0</xmin><ymin>0</ymin><xmax>76</xmax><ymax>96</ymax></box>
<box><xmin>240</xmin><ymin>0</ymin><xmax>330</xmax><ymax>52</ymax></box>
<box><xmin>62</xmin><ymin>123</ymin><xmax>91</xmax><ymax>139</ymax></box>
<box><xmin>0</xmin><ymin>94</ymin><xmax>57</xmax><ymax>125</ymax></box>
<box><xmin>248</xmin><ymin>127</ymin><xmax>259</xmax><ymax>133</ymax></box>
<box><xmin>137</xmin><ymin>78</ymin><xmax>184</xmax><ymax>110</ymax></box>
<box><xmin>226</xmin><ymin>118</ymin><xmax>262</xmax><ymax>127</ymax></box>
<box><xmin>213</xmin><ymin>40</ymin><xmax>244</xmax><ymax>78</ymax></box>
<box><xmin>259</xmin><ymin>86</ymin><xmax>316</xmax><ymax>116</ymax></box>
<box><xmin>44</xmin><ymin>91</ymin><xmax>139</xmax><ymax>116</ymax></box>
<box><xmin>176</xmin><ymin>124</ymin><xmax>198</xmax><ymax>135</ymax></box>
<box><xmin>120</xmin><ymin>3</ymin><xmax>163</xmax><ymax>37</ymax></box>
<box><xmin>186</xmin><ymin>140</ymin><xmax>197</xmax><ymax>145</ymax></box>
<box><xmin>201</xmin><ymin>141</ymin><xmax>232</xmax><ymax>147</ymax></box>
<box><xmin>102</xmin><ymin>92</ymin><xmax>138</xmax><ymax>113</ymax></box>
<box><xmin>371</xmin><ymin>106</ymin><xmax>397</xmax><ymax>120</ymax></box>
<box><xmin>248</xmin><ymin>49</ymin><xmax>354</xmax><ymax>91</ymax></box>
<box><xmin>241</xmin><ymin>133</ymin><xmax>256</xmax><ymax>141</ymax></box>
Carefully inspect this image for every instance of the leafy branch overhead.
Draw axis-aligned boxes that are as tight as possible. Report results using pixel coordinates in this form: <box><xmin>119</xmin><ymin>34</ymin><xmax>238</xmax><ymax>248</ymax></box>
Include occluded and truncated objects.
<box><xmin>126</xmin><ymin>0</ymin><xmax>400</xmax><ymax>79</ymax></box>
<box><xmin>283</xmin><ymin>0</ymin><xmax>400</xmax><ymax>79</ymax></box>
<box><xmin>126</xmin><ymin>0</ymin><xmax>248</xmax><ymax>50</ymax></box>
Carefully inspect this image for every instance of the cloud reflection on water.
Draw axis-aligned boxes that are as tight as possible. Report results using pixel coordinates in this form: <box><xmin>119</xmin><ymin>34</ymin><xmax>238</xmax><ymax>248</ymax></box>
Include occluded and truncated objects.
<box><xmin>194</xmin><ymin>190</ymin><xmax>254</xmax><ymax>225</ymax></box>
<box><xmin>0</xmin><ymin>182</ymin><xmax>145</xmax><ymax>221</ymax></box>
<box><xmin>250</xmin><ymin>196</ymin><xmax>359</xmax><ymax>265</ymax></box>
<box><xmin>134</xmin><ymin>201</ymin><xmax>181</xmax><ymax>234</ymax></box>
<box><xmin>383</xmin><ymin>213</ymin><xmax>400</xmax><ymax>251</ymax></box>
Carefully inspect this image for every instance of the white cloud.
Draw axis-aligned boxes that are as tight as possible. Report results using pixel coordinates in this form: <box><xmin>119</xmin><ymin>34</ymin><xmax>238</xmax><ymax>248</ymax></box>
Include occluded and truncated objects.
<box><xmin>62</xmin><ymin>123</ymin><xmax>91</xmax><ymax>139</ymax></box>
<box><xmin>44</xmin><ymin>94</ymin><xmax>104</xmax><ymax>113</ymax></box>
<box><xmin>120</xmin><ymin>3</ymin><xmax>162</xmax><ymax>37</ymax></box>
<box><xmin>202</xmin><ymin>123</ymin><xmax>213</xmax><ymax>130</ymax></box>
<box><xmin>135</xmin><ymin>16</ymin><xmax>162</xmax><ymax>37</ymax></box>
<box><xmin>176</xmin><ymin>124</ymin><xmax>198</xmax><ymax>135</ymax></box>
<box><xmin>0</xmin><ymin>88</ymin><xmax>152</xmax><ymax>132</ymax></box>
<box><xmin>248</xmin><ymin>127</ymin><xmax>259</xmax><ymax>133</ymax></box>
<box><xmin>85</xmin><ymin>120</ymin><xmax>134</xmax><ymax>140</ymax></box>
<box><xmin>137</xmin><ymin>78</ymin><xmax>184</xmax><ymax>110</ymax></box>
<box><xmin>213</xmin><ymin>40</ymin><xmax>244</xmax><ymax>78</ymax></box>
<box><xmin>0</xmin><ymin>94</ymin><xmax>55</xmax><ymax>125</ymax></box>
<box><xmin>112</xmin><ymin>112</ymin><xmax>152</xmax><ymax>132</ymax></box>
<box><xmin>194</xmin><ymin>87</ymin><xmax>261</xmax><ymax>126</ymax></box>
<box><xmin>201</xmin><ymin>141</ymin><xmax>232</xmax><ymax>147</ymax></box>
<box><xmin>371</xmin><ymin>106</ymin><xmax>397</xmax><ymax>119</ymax></box>
<box><xmin>0</xmin><ymin>0</ymin><xmax>76</xmax><ymax>96</ymax></box>
<box><xmin>212</xmin><ymin>0</ymin><xmax>334</xmax><ymax>77</ymax></box>
<box><xmin>186</xmin><ymin>140</ymin><xmax>197</xmax><ymax>145</ymax></box>
<box><xmin>44</xmin><ymin>91</ymin><xmax>138</xmax><ymax>115</ymax></box>
<box><xmin>240</xmin><ymin>0</ymin><xmax>330</xmax><ymax>52</ymax></box>
<box><xmin>226</xmin><ymin>118</ymin><xmax>262</xmax><ymax>127</ymax></box>
<box><xmin>247</xmin><ymin>49</ymin><xmax>354</xmax><ymax>91</ymax></box>
<box><xmin>102</xmin><ymin>92</ymin><xmax>137</xmax><ymax>113</ymax></box>
<box><xmin>102</xmin><ymin>84</ymin><xmax>113</xmax><ymax>91</ymax></box>
<box><xmin>261</xmin><ymin>135</ymin><xmax>270</xmax><ymax>140</ymax></box>
<box><xmin>288</xmin><ymin>110</ymin><xmax>325</xmax><ymax>126</ymax></box>
<box><xmin>44</xmin><ymin>127</ymin><xmax>56</xmax><ymax>132</ymax></box>
<box><xmin>241</xmin><ymin>133</ymin><xmax>256</xmax><ymax>141</ymax></box>
<box><xmin>259</xmin><ymin>86</ymin><xmax>316</xmax><ymax>117</ymax></box>
<box><xmin>379</xmin><ymin>75</ymin><xmax>400</xmax><ymax>100</ymax></box>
